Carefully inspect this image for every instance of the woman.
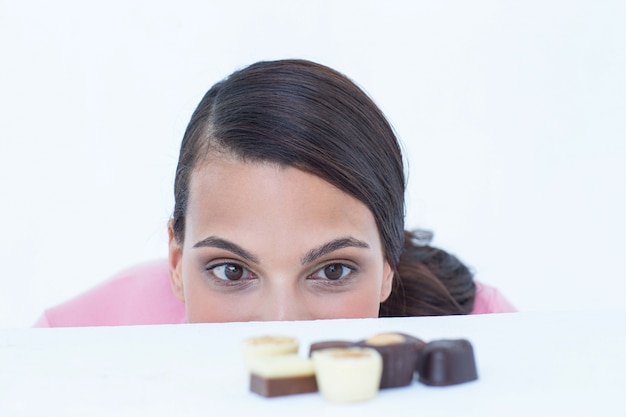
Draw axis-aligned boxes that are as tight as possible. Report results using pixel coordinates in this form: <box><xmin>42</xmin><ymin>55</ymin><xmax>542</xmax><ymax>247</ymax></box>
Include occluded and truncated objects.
<box><xmin>35</xmin><ymin>59</ymin><xmax>515</xmax><ymax>327</ymax></box>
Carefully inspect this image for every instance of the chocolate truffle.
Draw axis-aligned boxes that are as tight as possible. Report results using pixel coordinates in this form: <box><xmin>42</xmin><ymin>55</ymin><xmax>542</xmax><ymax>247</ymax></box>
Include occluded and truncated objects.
<box><xmin>241</xmin><ymin>335</ymin><xmax>299</xmax><ymax>370</ymax></box>
<box><xmin>248</xmin><ymin>355</ymin><xmax>318</xmax><ymax>397</ymax></box>
<box><xmin>312</xmin><ymin>347</ymin><xmax>382</xmax><ymax>403</ymax></box>
<box><xmin>358</xmin><ymin>332</ymin><xmax>423</xmax><ymax>389</ymax></box>
<box><xmin>417</xmin><ymin>339</ymin><xmax>478</xmax><ymax>386</ymax></box>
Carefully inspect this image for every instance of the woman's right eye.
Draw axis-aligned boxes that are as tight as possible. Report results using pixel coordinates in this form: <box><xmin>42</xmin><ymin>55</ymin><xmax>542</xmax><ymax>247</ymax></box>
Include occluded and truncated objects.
<box><xmin>208</xmin><ymin>263</ymin><xmax>253</xmax><ymax>281</ymax></box>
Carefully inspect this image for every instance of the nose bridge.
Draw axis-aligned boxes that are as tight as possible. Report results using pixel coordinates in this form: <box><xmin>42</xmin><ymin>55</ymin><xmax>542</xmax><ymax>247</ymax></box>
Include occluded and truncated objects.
<box><xmin>258</xmin><ymin>276</ymin><xmax>306</xmax><ymax>321</ymax></box>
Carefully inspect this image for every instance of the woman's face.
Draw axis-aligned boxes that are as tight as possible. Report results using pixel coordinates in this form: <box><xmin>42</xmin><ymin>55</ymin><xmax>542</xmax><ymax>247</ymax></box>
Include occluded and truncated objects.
<box><xmin>168</xmin><ymin>155</ymin><xmax>394</xmax><ymax>322</ymax></box>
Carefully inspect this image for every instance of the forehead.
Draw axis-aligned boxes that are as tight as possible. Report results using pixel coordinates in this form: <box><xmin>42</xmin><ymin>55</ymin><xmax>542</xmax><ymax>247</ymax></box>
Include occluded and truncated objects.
<box><xmin>185</xmin><ymin>157</ymin><xmax>383</xmax><ymax>252</ymax></box>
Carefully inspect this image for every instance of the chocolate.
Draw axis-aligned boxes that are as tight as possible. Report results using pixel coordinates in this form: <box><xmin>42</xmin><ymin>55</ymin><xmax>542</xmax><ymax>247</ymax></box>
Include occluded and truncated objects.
<box><xmin>401</xmin><ymin>333</ymin><xmax>427</xmax><ymax>352</ymax></box>
<box><xmin>241</xmin><ymin>332</ymin><xmax>479</xmax><ymax>400</ymax></box>
<box><xmin>241</xmin><ymin>335</ymin><xmax>299</xmax><ymax>370</ymax></box>
<box><xmin>308</xmin><ymin>340</ymin><xmax>355</xmax><ymax>356</ymax></box>
<box><xmin>312</xmin><ymin>347</ymin><xmax>382</xmax><ymax>403</ymax></box>
<box><xmin>250</xmin><ymin>373</ymin><xmax>318</xmax><ymax>397</ymax></box>
<box><xmin>247</xmin><ymin>354</ymin><xmax>318</xmax><ymax>397</ymax></box>
<box><xmin>416</xmin><ymin>339</ymin><xmax>478</xmax><ymax>386</ymax></box>
<box><xmin>358</xmin><ymin>332</ymin><xmax>423</xmax><ymax>389</ymax></box>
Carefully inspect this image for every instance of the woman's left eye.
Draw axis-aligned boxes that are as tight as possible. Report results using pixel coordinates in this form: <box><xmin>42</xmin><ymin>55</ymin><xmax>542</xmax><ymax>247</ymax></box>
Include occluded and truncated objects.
<box><xmin>310</xmin><ymin>263</ymin><xmax>354</xmax><ymax>281</ymax></box>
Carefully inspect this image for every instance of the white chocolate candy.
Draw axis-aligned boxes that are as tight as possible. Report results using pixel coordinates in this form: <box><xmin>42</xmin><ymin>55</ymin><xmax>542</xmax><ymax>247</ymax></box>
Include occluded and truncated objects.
<box><xmin>248</xmin><ymin>354</ymin><xmax>315</xmax><ymax>378</ymax></box>
<box><xmin>312</xmin><ymin>347</ymin><xmax>383</xmax><ymax>403</ymax></box>
<box><xmin>241</xmin><ymin>335</ymin><xmax>299</xmax><ymax>370</ymax></box>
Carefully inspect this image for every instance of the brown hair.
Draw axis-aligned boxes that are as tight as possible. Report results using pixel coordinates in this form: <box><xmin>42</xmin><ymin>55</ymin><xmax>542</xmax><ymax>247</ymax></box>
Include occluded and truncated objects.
<box><xmin>379</xmin><ymin>230</ymin><xmax>476</xmax><ymax>316</ymax></box>
<box><xmin>172</xmin><ymin>59</ymin><xmax>475</xmax><ymax>316</ymax></box>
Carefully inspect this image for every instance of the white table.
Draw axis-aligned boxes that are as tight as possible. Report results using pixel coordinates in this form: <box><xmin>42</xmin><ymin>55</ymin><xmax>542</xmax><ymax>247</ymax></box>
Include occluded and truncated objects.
<box><xmin>1</xmin><ymin>311</ymin><xmax>625</xmax><ymax>416</ymax></box>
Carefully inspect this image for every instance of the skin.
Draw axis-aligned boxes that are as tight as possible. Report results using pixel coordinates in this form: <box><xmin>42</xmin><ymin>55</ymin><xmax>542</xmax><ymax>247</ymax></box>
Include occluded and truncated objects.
<box><xmin>168</xmin><ymin>155</ymin><xmax>394</xmax><ymax>322</ymax></box>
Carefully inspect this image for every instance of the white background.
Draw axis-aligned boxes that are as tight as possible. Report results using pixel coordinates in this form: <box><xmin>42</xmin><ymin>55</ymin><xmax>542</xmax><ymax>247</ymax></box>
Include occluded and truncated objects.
<box><xmin>1</xmin><ymin>0</ymin><xmax>624</xmax><ymax>328</ymax></box>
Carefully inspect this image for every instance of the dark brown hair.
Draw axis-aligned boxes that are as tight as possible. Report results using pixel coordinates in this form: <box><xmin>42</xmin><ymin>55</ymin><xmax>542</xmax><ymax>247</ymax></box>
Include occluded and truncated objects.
<box><xmin>172</xmin><ymin>59</ymin><xmax>475</xmax><ymax>316</ymax></box>
<box><xmin>379</xmin><ymin>230</ymin><xmax>476</xmax><ymax>316</ymax></box>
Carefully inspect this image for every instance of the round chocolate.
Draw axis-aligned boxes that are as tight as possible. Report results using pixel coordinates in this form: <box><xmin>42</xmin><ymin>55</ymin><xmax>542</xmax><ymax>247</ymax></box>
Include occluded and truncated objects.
<box><xmin>312</xmin><ymin>347</ymin><xmax>383</xmax><ymax>403</ymax></box>
<box><xmin>357</xmin><ymin>332</ymin><xmax>423</xmax><ymax>389</ymax></box>
<box><xmin>417</xmin><ymin>339</ymin><xmax>478</xmax><ymax>386</ymax></box>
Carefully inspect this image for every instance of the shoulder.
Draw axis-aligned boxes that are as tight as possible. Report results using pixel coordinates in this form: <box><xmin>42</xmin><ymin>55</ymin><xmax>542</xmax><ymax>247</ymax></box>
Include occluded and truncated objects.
<box><xmin>470</xmin><ymin>281</ymin><xmax>517</xmax><ymax>314</ymax></box>
<box><xmin>34</xmin><ymin>259</ymin><xmax>186</xmax><ymax>327</ymax></box>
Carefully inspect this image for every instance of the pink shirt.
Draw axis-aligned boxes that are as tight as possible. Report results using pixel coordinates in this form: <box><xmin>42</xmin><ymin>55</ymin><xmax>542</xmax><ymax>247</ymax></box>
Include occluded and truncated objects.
<box><xmin>34</xmin><ymin>259</ymin><xmax>516</xmax><ymax>327</ymax></box>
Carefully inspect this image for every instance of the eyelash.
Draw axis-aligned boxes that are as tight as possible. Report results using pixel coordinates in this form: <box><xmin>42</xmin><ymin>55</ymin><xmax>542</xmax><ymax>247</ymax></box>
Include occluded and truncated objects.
<box><xmin>307</xmin><ymin>263</ymin><xmax>356</xmax><ymax>282</ymax></box>
<box><xmin>204</xmin><ymin>261</ymin><xmax>357</xmax><ymax>285</ymax></box>
<box><xmin>206</xmin><ymin>262</ymin><xmax>256</xmax><ymax>284</ymax></box>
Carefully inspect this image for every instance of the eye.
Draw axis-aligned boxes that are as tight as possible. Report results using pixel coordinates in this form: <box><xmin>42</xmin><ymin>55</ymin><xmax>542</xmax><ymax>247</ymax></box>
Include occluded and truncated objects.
<box><xmin>209</xmin><ymin>263</ymin><xmax>252</xmax><ymax>281</ymax></box>
<box><xmin>311</xmin><ymin>263</ymin><xmax>354</xmax><ymax>281</ymax></box>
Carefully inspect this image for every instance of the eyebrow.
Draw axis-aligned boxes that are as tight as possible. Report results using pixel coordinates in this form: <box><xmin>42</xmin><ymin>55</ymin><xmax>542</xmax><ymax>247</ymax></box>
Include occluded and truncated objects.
<box><xmin>193</xmin><ymin>236</ymin><xmax>260</xmax><ymax>264</ymax></box>
<box><xmin>192</xmin><ymin>235</ymin><xmax>370</xmax><ymax>265</ymax></box>
<box><xmin>301</xmin><ymin>237</ymin><xmax>370</xmax><ymax>264</ymax></box>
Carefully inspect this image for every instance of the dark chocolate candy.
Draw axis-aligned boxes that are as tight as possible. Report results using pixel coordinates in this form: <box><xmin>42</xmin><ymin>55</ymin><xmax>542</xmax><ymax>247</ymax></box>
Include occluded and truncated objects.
<box><xmin>403</xmin><ymin>333</ymin><xmax>426</xmax><ymax>349</ymax></box>
<box><xmin>417</xmin><ymin>339</ymin><xmax>478</xmax><ymax>386</ymax></box>
<box><xmin>357</xmin><ymin>333</ymin><xmax>423</xmax><ymax>389</ymax></box>
<box><xmin>250</xmin><ymin>373</ymin><xmax>318</xmax><ymax>397</ymax></box>
<box><xmin>308</xmin><ymin>340</ymin><xmax>355</xmax><ymax>357</ymax></box>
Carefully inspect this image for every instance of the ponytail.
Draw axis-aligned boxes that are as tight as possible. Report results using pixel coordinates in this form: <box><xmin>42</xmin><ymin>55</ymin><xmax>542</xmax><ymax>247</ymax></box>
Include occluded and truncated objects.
<box><xmin>379</xmin><ymin>230</ymin><xmax>476</xmax><ymax>317</ymax></box>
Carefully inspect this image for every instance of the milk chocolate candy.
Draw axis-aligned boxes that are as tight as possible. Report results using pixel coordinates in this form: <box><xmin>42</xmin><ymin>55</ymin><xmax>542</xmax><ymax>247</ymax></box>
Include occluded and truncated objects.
<box><xmin>417</xmin><ymin>339</ymin><xmax>478</xmax><ymax>386</ymax></box>
<box><xmin>248</xmin><ymin>355</ymin><xmax>318</xmax><ymax>397</ymax></box>
<box><xmin>312</xmin><ymin>347</ymin><xmax>382</xmax><ymax>403</ymax></box>
<box><xmin>358</xmin><ymin>332</ymin><xmax>423</xmax><ymax>389</ymax></box>
<box><xmin>308</xmin><ymin>340</ymin><xmax>354</xmax><ymax>356</ymax></box>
